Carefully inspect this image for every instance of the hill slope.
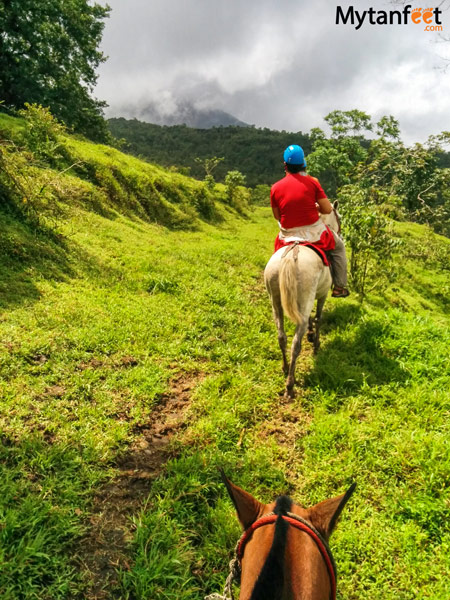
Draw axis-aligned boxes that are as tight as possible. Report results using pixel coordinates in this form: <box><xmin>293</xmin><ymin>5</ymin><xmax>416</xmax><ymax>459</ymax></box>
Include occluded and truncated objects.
<box><xmin>0</xmin><ymin>113</ymin><xmax>449</xmax><ymax>599</ymax></box>
<box><xmin>108</xmin><ymin>117</ymin><xmax>312</xmax><ymax>186</ymax></box>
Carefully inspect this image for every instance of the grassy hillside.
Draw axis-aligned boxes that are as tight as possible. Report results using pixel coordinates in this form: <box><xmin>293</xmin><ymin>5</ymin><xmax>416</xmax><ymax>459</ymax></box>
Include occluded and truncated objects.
<box><xmin>0</xmin><ymin>113</ymin><xmax>449</xmax><ymax>599</ymax></box>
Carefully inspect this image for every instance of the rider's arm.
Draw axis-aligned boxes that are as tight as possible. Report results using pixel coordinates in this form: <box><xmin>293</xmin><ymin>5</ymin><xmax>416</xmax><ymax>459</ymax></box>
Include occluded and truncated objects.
<box><xmin>270</xmin><ymin>184</ymin><xmax>281</xmax><ymax>221</ymax></box>
<box><xmin>317</xmin><ymin>197</ymin><xmax>333</xmax><ymax>214</ymax></box>
<box><xmin>313</xmin><ymin>178</ymin><xmax>332</xmax><ymax>214</ymax></box>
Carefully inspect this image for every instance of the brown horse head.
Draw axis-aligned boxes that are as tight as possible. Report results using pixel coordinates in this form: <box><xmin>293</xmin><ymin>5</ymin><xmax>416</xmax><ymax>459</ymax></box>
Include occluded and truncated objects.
<box><xmin>220</xmin><ymin>470</ymin><xmax>355</xmax><ymax>600</ymax></box>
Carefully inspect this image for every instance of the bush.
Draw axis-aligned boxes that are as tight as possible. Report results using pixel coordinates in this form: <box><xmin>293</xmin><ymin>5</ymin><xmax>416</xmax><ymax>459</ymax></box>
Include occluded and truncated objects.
<box><xmin>18</xmin><ymin>104</ymin><xmax>70</xmax><ymax>166</ymax></box>
<box><xmin>193</xmin><ymin>187</ymin><xmax>216</xmax><ymax>220</ymax></box>
<box><xmin>250</xmin><ymin>184</ymin><xmax>270</xmax><ymax>206</ymax></box>
<box><xmin>204</xmin><ymin>174</ymin><xmax>216</xmax><ymax>191</ymax></box>
<box><xmin>339</xmin><ymin>184</ymin><xmax>401</xmax><ymax>295</ymax></box>
<box><xmin>225</xmin><ymin>170</ymin><xmax>246</xmax><ymax>202</ymax></box>
<box><xmin>225</xmin><ymin>170</ymin><xmax>250</xmax><ymax>213</ymax></box>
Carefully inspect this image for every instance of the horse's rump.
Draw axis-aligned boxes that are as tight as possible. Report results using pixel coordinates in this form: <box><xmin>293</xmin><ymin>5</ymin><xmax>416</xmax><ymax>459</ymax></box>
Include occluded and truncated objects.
<box><xmin>279</xmin><ymin>246</ymin><xmax>324</xmax><ymax>324</ymax></box>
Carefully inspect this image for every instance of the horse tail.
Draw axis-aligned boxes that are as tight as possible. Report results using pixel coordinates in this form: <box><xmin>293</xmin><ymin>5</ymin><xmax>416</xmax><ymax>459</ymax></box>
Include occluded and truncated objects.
<box><xmin>279</xmin><ymin>248</ymin><xmax>303</xmax><ymax>324</ymax></box>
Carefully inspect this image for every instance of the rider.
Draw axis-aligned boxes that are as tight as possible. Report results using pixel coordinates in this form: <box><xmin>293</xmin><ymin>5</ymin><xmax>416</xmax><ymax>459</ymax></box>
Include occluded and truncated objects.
<box><xmin>270</xmin><ymin>144</ymin><xmax>350</xmax><ymax>298</ymax></box>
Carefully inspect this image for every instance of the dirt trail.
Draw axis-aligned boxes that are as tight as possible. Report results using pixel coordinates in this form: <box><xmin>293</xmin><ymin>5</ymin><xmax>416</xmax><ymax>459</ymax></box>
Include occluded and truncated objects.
<box><xmin>78</xmin><ymin>373</ymin><xmax>201</xmax><ymax>599</ymax></box>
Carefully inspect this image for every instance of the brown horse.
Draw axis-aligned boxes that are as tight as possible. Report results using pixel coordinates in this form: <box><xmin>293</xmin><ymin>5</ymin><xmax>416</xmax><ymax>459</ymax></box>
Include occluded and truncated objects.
<box><xmin>208</xmin><ymin>471</ymin><xmax>355</xmax><ymax>600</ymax></box>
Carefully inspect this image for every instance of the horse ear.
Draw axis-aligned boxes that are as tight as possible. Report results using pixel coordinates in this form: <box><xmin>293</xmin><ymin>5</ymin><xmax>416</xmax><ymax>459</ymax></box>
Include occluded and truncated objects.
<box><xmin>333</xmin><ymin>200</ymin><xmax>339</xmax><ymax>209</ymax></box>
<box><xmin>219</xmin><ymin>469</ymin><xmax>265</xmax><ymax>530</ymax></box>
<box><xmin>307</xmin><ymin>482</ymin><xmax>356</xmax><ymax>540</ymax></box>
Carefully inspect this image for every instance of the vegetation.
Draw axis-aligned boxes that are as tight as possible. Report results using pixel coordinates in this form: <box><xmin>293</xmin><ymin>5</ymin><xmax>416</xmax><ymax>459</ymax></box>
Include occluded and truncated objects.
<box><xmin>0</xmin><ymin>0</ymin><xmax>110</xmax><ymax>140</ymax></box>
<box><xmin>0</xmin><ymin>106</ymin><xmax>227</xmax><ymax>231</ymax></box>
<box><xmin>308</xmin><ymin>110</ymin><xmax>450</xmax><ymax>237</ymax></box>
<box><xmin>302</xmin><ymin>109</ymin><xmax>450</xmax><ymax>293</ymax></box>
<box><xmin>0</xmin><ymin>109</ymin><xmax>449</xmax><ymax>600</ymax></box>
<box><xmin>108</xmin><ymin>117</ymin><xmax>312</xmax><ymax>187</ymax></box>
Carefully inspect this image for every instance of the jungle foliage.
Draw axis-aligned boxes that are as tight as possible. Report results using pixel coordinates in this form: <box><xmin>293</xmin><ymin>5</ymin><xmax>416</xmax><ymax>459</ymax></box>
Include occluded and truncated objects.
<box><xmin>0</xmin><ymin>0</ymin><xmax>110</xmax><ymax>141</ymax></box>
<box><xmin>304</xmin><ymin>109</ymin><xmax>450</xmax><ymax>293</ymax></box>
<box><xmin>308</xmin><ymin>109</ymin><xmax>450</xmax><ymax>234</ymax></box>
<box><xmin>107</xmin><ymin>117</ymin><xmax>312</xmax><ymax>187</ymax></box>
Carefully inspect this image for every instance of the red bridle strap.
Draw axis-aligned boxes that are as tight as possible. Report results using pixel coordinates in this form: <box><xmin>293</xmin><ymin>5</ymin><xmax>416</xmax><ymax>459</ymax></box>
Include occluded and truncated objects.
<box><xmin>236</xmin><ymin>513</ymin><xmax>336</xmax><ymax>600</ymax></box>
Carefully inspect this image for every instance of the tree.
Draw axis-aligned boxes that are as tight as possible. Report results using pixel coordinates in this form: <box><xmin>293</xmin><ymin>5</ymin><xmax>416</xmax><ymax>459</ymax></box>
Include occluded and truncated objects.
<box><xmin>307</xmin><ymin>110</ymin><xmax>373</xmax><ymax>195</ymax></box>
<box><xmin>194</xmin><ymin>156</ymin><xmax>225</xmax><ymax>177</ymax></box>
<box><xmin>194</xmin><ymin>156</ymin><xmax>224</xmax><ymax>189</ymax></box>
<box><xmin>324</xmin><ymin>109</ymin><xmax>372</xmax><ymax>138</ymax></box>
<box><xmin>338</xmin><ymin>185</ymin><xmax>400</xmax><ymax>295</ymax></box>
<box><xmin>0</xmin><ymin>0</ymin><xmax>110</xmax><ymax>141</ymax></box>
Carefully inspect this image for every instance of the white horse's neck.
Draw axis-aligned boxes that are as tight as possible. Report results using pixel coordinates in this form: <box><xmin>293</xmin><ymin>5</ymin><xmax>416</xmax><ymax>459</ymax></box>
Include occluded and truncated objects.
<box><xmin>321</xmin><ymin>209</ymin><xmax>340</xmax><ymax>235</ymax></box>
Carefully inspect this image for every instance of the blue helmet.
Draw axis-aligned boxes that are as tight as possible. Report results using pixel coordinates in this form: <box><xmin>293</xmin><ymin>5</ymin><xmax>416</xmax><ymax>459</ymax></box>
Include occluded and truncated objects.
<box><xmin>283</xmin><ymin>144</ymin><xmax>306</xmax><ymax>168</ymax></box>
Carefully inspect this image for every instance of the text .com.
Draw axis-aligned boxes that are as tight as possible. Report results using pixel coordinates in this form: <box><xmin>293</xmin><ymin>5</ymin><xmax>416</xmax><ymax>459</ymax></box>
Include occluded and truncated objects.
<box><xmin>336</xmin><ymin>5</ymin><xmax>444</xmax><ymax>31</ymax></box>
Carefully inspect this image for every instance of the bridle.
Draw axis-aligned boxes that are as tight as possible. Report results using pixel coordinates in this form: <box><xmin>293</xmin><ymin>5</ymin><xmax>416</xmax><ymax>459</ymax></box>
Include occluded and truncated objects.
<box><xmin>237</xmin><ymin>511</ymin><xmax>337</xmax><ymax>600</ymax></box>
<box><xmin>205</xmin><ymin>511</ymin><xmax>337</xmax><ymax>600</ymax></box>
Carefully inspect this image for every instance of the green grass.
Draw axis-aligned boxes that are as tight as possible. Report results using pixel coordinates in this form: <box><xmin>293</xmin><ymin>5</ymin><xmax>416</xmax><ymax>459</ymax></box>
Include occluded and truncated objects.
<box><xmin>0</xmin><ymin>112</ymin><xmax>449</xmax><ymax>599</ymax></box>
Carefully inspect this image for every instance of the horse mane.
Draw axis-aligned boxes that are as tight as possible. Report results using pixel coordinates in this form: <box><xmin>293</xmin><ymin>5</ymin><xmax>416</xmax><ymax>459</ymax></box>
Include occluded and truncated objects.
<box><xmin>250</xmin><ymin>495</ymin><xmax>293</xmax><ymax>600</ymax></box>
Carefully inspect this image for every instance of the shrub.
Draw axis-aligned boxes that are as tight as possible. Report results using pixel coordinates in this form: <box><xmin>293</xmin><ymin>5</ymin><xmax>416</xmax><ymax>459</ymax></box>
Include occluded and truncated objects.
<box><xmin>193</xmin><ymin>187</ymin><xmax>216</xmax><ymax>220</ymax></box>
<box><xmin>250</xmin><ymin>184</ymin><xmax>270</xmax><ymax>206</ymax></box>
<box><xmin>204</xmin><ymin>174</ymin><xmax>216</xmax><ymax>191</ymax></box>
<box><xmin>18</xmin><ymin>103</ymin><xmax>70</xmax><ymax>166</ymax></box>
<box><xmin>225</xmin><ymin>170</ymin><xmax>250</xmax><ymax>213</ymax></box>
<box><xmin>339</xmin><ymin>184</ymin><xmax>401</xmax><ymax>295</ymax></box>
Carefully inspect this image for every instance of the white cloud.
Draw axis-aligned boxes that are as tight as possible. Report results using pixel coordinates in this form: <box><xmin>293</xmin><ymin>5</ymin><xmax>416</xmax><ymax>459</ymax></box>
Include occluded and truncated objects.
<box><xmin>96</xmin><ymin>0</ymin><xmax>450</xmax><ymax>143</ymax></box>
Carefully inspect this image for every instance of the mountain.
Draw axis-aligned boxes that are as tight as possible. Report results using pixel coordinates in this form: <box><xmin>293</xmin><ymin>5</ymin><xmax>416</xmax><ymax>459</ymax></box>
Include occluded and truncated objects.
<box><xmin>116</xmin><ymin>100</ymin><xmax>249</xmax><ymax>129</ymax></box>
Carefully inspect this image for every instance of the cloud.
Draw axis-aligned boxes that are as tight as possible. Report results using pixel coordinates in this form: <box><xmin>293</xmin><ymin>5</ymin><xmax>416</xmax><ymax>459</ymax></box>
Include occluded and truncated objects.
<box><xmin>96</xmin><ymin>0</ymin><xmax>450</xmax><ymax>143</ymax></box>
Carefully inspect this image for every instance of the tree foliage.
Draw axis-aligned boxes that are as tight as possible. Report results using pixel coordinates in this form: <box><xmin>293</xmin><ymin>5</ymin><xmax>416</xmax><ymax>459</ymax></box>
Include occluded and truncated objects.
<box><xmin>309</xmin><ymin>110</ymin><xmax>450</xmax><ymax>231</ymax></box>
<box><xmin>195</xmin><ymin>156</ymin><xmax>224</xmax><ymax>189</ymax></box>
<box><xmin>338</xmin><ymin>186</ymin><xmax>400</xmax><ymax>295</ymax></box>
<box><xmin>224</xmin><ymin>170</ymin><xmax>249</xmax><ymax>212</ymax></box>
<box><xmin>307</xmin><ymin>110</ymin><xmax>450</xmax><ymax>292</ymax></box>
<box><xmin>0</xmin><ymin>0</ymin><xmax>110</xmax><ymax>140</ymax></box>
<box><xmin>108</xmin><ymin>118</ymin><xmax>312</xmax><ymax>187</ymax></box>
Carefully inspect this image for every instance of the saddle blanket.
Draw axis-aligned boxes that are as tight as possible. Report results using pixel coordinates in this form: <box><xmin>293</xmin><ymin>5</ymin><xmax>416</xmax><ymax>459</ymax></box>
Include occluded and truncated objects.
<box><xmin>278</xmin><ymin>241</ymin><xmax>330</xmax><ymax>266</ymax></box>
<box><xmin>274</xmin><ymin>220</ymin><xmax>335</xmax><ymax>266</ymax></box>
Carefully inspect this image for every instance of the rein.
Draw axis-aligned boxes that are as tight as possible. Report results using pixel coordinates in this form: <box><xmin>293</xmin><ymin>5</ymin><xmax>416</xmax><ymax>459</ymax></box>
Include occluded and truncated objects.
<box><xmin>205</xmin><ymin>511</ymin><xmax>337</xmax><ymax>600</ymax></box>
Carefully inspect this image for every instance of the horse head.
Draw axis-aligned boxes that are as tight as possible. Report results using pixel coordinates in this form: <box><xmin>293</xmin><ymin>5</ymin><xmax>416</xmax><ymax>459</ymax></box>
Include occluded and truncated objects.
<box><xmin>321</xmin><ymin>200</ymin><xmax>341</xmax><ymax>236</ymax></box>
<box><xmin>220</xmin><ymin>470</ymin><xmax>355</xmax><ymax>600</ymax></box>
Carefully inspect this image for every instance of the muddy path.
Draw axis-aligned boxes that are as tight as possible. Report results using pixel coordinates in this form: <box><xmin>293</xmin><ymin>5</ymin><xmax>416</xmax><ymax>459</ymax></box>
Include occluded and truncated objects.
<box><xmin>78</xmin><ymin>373</ymin><xmax>201</xmax><ymax>599</ymax></box>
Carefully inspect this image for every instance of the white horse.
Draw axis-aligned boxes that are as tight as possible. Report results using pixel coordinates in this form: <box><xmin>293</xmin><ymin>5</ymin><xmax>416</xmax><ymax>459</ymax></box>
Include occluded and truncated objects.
<box><xmin>264</xmin><ymin>202</ymin><xmax>341</xmax><ymax>398</ymax></box>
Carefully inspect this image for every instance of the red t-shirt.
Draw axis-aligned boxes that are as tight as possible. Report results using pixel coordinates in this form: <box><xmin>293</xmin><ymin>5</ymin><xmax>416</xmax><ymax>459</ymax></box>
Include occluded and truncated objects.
<box><xmin>270</xmin><ymin>173</ymin><xmax>327</xmax><ymax>229</ymax></box>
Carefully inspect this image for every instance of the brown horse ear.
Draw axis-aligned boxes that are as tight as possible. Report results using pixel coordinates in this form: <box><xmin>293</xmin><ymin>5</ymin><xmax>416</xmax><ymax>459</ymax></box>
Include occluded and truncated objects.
<box><xmin>219</xmin><ymin>469</ymin><xmax>265</xmax><ymax>530</ymax></box>
<box><xmin>307</xmin><ymin>482</ymin><xmax>356</xmax><ymax>540</ymax></box>
<box><xmin>333</xmin><ymin>200</ymin><xmax>339</xmax><ymax>210</ymax></box>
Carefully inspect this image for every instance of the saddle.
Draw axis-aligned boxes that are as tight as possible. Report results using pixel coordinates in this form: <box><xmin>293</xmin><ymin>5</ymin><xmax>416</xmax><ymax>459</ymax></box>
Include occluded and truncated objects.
<box><xmin>281</xmin><ymin>241</ymin><xmax>330</xmax><ymax>266</ymax></box>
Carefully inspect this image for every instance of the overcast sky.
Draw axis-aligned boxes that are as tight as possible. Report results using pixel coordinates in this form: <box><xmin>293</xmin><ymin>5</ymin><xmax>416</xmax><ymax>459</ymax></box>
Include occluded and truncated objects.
<box><xmin>95</xmin><ymin>0</ymin><xmax>450</xmax><ymax>144</ymax></box>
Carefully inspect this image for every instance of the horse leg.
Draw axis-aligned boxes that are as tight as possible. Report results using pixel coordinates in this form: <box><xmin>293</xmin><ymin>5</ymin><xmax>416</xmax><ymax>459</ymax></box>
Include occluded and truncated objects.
<box><xmin>285</xmin><ymin>318</ymin><xmax>308</xmax><ymax>398</ymax></box>
<box><xmin>313</xmin><ymin>295</ymin><xmax>327</xmax><ymax>354</ymax></box>
<box><xmin>272</xmin><ymin>301</ymin><xmax>288</xmax><ymax>376</ymax></box>
<box><xmin>307</xmin><ymin>316</ymin><xmax>314</xmax><ymax>343</ymax></box>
